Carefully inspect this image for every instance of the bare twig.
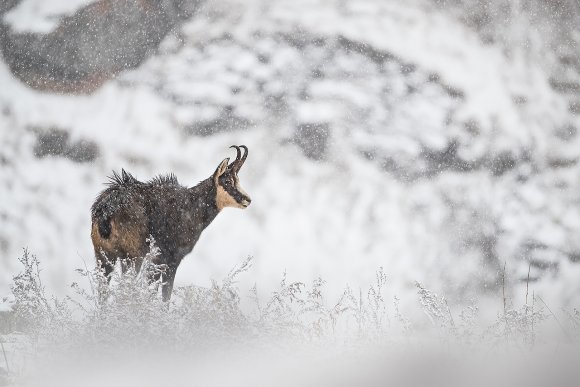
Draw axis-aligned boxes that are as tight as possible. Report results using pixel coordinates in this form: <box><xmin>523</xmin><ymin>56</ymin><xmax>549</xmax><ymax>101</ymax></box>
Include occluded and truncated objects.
<box><xmin>525</xmin><ymin>263</ymin><xmax>531</xmax><ymax>306</ymax></box>
<box><xmin>0</xmin><ymin>339</ymin><xmax>9</xmax><ymax>373</ymax></box>
<box><xmin>537</xmin><ymin>296</ymin><xmax>570</xmax><ymax>340</ymax></box>
<box><xmin>531</xmin><ymin>291</ymin><xmax>535</xmax><ymax>342</ymax></box>
<box><xmin>500</xmin><ymin>262</ymin><xmax>516</xmax><ymax>347</ymax></box>
<box><xmin>444</xmin><ymin>299</ymin><xmax>456</xmax><ymax>329</ymax></box>
<box><xmin>77</xmin><ymin>252</ymin><xmax>96</xmax><ymax>298</ymax></box>
<box><xmin>502</xmin><ymin>262</ymin><xmax>507</xmax><ymax>314</ymax></box>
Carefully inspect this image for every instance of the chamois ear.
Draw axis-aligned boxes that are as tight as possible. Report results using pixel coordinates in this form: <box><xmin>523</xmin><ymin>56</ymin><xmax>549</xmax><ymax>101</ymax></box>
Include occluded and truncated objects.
<box><xmin>213</xmin><ymin>158</ymin><xmax>230</xmax><ymax>183</ymax></box>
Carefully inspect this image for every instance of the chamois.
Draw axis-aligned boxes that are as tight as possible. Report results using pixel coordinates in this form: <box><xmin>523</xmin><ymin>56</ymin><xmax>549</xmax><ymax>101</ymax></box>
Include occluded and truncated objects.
<box><xmin>90</xmin><ymin>145</ymin><xmax>251</xmax><ymax>300</ymax></box>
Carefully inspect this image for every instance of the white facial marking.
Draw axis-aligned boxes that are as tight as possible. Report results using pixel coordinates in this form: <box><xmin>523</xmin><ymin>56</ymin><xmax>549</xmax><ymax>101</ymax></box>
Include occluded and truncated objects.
<box><xmin>216</xmin><ymin>185</ymin><xmax>245</xmax><ymax>210</ymax></box>
<box><xmin>215</xmin><ymin>175</ymin><xmax>251</xmax><ymax>210</ymax></box>
<box><xmin>235</xmin><ymin>182</ymin><xmax>250</xmax><ymax>200</ymax></box>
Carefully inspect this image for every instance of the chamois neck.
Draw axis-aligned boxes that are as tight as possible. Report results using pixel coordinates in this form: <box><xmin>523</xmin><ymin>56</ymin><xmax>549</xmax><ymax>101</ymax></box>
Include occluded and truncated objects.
<box><xmin>190</xmin><ymin>177</ymin><xmax>220</xmax><ymax>223</ymax></box>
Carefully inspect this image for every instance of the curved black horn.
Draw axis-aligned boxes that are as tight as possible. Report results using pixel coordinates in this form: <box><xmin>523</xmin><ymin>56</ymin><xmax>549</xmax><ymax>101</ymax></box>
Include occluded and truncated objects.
<box><xmin>229</xmin><ymin>145</ymin><xmax>242</xmax><ymax>163</ymax></box>
<box><xmin>238</xmin><ymin>145</ymin><xmax>248</xmax><ymax>170</ymax></box>
<box><xmin>228</xmin><ymin>145</ymin><xmax>241</xmax><ymax>171</ymax></box>
<box><xmin>228</xmin><ymin>145</ymin><xmax>248</xmax><ymax>172</ymax></box>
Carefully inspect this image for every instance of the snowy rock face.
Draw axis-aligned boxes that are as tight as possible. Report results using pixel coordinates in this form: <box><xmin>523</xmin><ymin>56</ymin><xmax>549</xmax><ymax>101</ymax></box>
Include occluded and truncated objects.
<box><xmin>1</xmin><ymin>0</ymin><xmax>580</xmax><ymax>309</ymax></box>
<box><xmin>0</xmin><ymin>0</ymin><xmax>20</xmax><ymax>15</ymax></box>
<box><xmin>0</xmin><ymin>0</ymin><xmax>204</xmax><ymax>93</ymax></box>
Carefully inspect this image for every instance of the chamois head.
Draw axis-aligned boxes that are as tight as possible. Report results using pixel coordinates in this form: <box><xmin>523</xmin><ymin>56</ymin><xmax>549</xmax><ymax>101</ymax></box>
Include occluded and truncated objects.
<box><xmin>213</xmin><ymin>145</ymin><xmax>252</xmax><ymax>210</ymax></box>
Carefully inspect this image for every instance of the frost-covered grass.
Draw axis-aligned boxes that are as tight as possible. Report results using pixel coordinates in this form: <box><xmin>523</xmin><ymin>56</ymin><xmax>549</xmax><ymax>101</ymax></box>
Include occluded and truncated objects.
<box><xmin>1</xmin><ymin>248</ymin><xmax>580</xmax><ymax>386</ymax></box>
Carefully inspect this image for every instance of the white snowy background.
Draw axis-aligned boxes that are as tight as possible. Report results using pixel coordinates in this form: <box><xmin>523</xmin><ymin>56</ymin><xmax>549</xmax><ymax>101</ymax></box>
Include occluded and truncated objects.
<box><xmin>1</xmin><ymin>0</ymin><xmax>580</xmax><ymax>315</ymax></box>
<box><xmin>2</xmin><ymin>1</ymin><xmax>580</xmax><ymax>386</ymax></box>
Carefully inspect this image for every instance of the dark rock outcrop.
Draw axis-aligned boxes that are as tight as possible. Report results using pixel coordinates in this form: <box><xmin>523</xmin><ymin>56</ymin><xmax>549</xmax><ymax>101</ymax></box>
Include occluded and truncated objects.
<box><xmin>293</xmin><ymin>123</ymin><xmax>330</xmax><ymax>161</ymax></box>
<box><xmin>0</xmin><ymin>0</ymin><xmax>21</xmax><ymax>16</ymax></box>
<box><xmin>34</xmin><ymin>128</ymin><xmax>99</xmax><ymax>163</ymax></box>
<box><xmin>0</xmin><ymin>0</ymin><xmax>202</xmax><ymax>93</ymax></box>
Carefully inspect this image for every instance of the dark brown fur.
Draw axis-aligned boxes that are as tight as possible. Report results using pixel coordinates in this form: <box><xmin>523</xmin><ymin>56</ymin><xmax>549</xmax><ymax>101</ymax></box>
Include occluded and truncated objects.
<box><xmin>91</xmin><ymin>147</ymin><xmax>251</xmax><ymax>300</ymax></box>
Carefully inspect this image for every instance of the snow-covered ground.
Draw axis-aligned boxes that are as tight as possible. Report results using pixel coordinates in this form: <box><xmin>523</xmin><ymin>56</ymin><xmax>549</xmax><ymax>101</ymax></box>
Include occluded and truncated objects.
<box><xmin>1</xmin><ymin>0</ymin><xmax>580</xmax><ymax>321</ymax></box>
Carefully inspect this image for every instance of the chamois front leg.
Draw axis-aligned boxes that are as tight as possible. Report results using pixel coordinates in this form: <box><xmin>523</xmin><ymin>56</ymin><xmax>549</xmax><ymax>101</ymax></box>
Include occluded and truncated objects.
<box><xmin>161</xmin><ymin>265</ymin><xmax>177</xmax><ymax>301</ymax></box>
<box><xmin>120</xmin><ymin>256</ymin><xmax>144</xmax><ymax>275</ymax></box>
<box><xmin>149</xmin><ymin>257</ymin><xmax>177</xmax><ymax>301</ymax></box>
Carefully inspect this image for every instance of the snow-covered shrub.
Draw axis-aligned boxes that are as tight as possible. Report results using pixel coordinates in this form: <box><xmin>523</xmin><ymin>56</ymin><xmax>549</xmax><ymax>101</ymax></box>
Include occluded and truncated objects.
<box><xmin>1</xmin><ymin>246</ymin><xmax>575</xmax><ymax>373</ymax></box>
<box><xmin>2</xmin><ymin>249</ymin><xmax>392</xmax><ymax>350</ymax></box>
<box><xmin>415</xmin><ymin>278</ymin><xmax>551</xmax><ymax>351</ymax></box>
<box><xmin>9</xmin><ymin>249</ymin><xmax>72</xmax><ymax>337</ymax></box>
<box><xmin>564</xmin><ymin>308</ymin><xmax>580</xmax><ymax>340</ymax></box>
<box><xmin>170</xmin><ymin>257</ymin><xmax>251</xmax><ymax>343</ymax></box>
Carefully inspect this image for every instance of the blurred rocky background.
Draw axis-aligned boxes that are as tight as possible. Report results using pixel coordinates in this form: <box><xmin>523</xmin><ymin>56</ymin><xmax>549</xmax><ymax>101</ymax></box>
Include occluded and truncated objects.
<box><xmin>1</xmin><ymin>0</ymin><xmax>580</xmax><ymax>311</ymax></box>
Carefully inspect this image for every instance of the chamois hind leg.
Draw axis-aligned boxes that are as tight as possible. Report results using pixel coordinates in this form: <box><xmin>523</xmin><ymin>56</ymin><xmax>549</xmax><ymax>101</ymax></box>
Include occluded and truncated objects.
<box><xmin>94</xmin><ymin>250</ymin><xmax>116</xmax><ymax>303</ymax></box>
<box><xmin>95</xmin><ymin>250</ymin><xmax>115</xmax><ymax>281</ymax></box>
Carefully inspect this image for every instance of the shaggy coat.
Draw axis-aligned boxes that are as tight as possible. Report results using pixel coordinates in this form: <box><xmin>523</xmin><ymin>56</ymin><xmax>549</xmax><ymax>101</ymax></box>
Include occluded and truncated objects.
<box><xmin>90</xmin><ymin>146</ymin><xmax>251</xmax><ymax>300</ymax></box>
